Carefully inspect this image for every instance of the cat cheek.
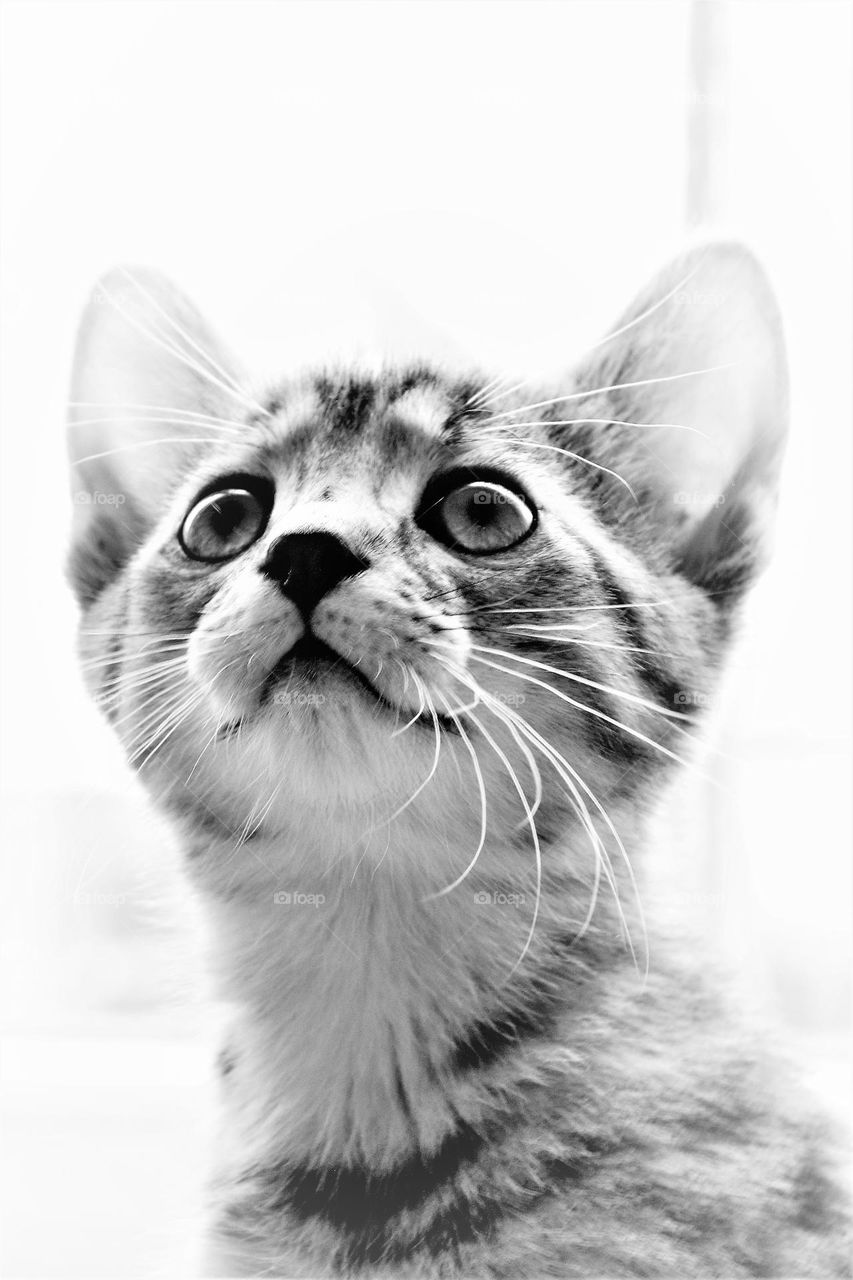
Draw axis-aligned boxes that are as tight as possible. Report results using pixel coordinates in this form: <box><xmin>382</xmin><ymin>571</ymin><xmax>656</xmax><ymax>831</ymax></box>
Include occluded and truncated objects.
<box><xmin>186</xmin><ymin>586</ymin><xmax>301</xmax><ymax>717</ymax></box>
<box><xmin>187</xmin><ymin>636</ymin><xmax>262</xmax><ymax>719</ymax></box>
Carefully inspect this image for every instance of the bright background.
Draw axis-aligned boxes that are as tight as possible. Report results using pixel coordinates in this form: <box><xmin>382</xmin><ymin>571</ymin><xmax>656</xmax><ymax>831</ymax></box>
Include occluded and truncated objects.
<box><xmin>1</xmin><ymin>2</ymin><xmax>850</xmax><ymax>1276</ymax></box>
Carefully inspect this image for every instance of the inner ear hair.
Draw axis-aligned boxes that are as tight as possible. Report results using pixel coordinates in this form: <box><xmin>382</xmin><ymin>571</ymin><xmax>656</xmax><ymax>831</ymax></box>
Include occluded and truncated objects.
<box><xmin>66</xmin><ymin>266</ymin><xmax>247</xmax><ymax>603</ymax></box>
<box><xmin>565</xmin><ymin>241</ymin><xmax>789</xmax><ymax>593</ymax></box>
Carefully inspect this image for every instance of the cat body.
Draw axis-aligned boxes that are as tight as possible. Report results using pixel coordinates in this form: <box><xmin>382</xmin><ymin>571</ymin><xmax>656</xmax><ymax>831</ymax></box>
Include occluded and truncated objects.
<box><xmin>67</xmin><ymin>245</ymin><xmax>851</xmax><ymax>1276</ymax></box>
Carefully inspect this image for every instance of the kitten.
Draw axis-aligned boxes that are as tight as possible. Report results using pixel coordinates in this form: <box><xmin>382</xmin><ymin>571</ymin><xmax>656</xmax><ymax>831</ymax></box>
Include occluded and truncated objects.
<box><xmin>67</xmin><ymin>245</ymin><xmax>850</xmax><ymax>1278</ymax></box>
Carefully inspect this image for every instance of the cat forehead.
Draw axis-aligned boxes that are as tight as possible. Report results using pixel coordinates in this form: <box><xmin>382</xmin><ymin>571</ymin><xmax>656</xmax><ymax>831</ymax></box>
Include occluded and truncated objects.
<box><xmin>260</xmin><ymin>375</ymin><xmax>458</xmax><ymax>444</ymax></box>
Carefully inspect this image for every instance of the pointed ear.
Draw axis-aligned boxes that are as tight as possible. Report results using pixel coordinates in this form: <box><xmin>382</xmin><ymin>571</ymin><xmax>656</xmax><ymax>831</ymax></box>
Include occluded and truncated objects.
<box><xmin>567</xmin><ymin>242</ymin><xmax>789</xmax><ymax>594</ymax></box>
<box><xmin>67</xmin><ymin>267</ymin><xmax>247</xmax><ymax>604</ymax></box>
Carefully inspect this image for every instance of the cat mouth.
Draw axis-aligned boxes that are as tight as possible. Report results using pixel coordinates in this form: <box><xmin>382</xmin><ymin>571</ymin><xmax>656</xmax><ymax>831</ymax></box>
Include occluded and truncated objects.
<box><xmin>259</xmin><ymin>634</ymin><xmax>457</xmax><ymax>732</ymax></box>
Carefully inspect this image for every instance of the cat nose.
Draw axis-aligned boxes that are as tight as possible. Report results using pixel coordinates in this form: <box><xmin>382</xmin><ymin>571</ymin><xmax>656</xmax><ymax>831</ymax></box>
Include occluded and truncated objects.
<box><xmin>260</xmin><ymin>531</ymin><xmax>369</xmax><ymax>617</ymax></box>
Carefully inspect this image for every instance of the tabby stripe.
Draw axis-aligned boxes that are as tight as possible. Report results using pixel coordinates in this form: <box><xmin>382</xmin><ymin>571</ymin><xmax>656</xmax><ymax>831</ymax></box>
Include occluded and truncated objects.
<box><xmin>585</xmin><ymin>545</ymin><xmax>685</xmax><ymax>712</ymax></box>
<box><xmin>251</xmin><ymin>1116</ymin><xmax>610</xmax><ymax>1269</ymax></box>
<box><xmin>449</xmin><ymin>984</ymin><xmax>560</xmax><ymax>1073</ymax></box>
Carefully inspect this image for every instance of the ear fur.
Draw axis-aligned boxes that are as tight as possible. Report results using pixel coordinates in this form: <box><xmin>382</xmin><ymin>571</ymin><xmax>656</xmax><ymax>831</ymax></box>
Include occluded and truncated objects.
<box><xmin>67</xmin><ymin>267</ymin><xmax>246</xmax><ymax>604</ymax></box>
<box><xmin>563</xmin><ymin>241</ymin><xmax>789</xmax><ymax>593</ymax></box>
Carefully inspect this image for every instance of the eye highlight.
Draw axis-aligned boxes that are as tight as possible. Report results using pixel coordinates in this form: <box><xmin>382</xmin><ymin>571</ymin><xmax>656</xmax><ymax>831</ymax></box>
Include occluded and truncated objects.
<box><xmin>179</xmin><ymin>478</ymin><xmax>273</xmax><ymax>563</ymax></box>
<box><xmin>417</xmin><ymin>470</ymin><xmax>536</xmax><ymax>555</ymax></box>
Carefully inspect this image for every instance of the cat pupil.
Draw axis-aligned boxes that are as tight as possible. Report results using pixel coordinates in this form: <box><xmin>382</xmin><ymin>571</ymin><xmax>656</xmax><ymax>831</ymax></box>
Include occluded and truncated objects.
<box><xmin>211</xmin><ymin>496</ymin><xmax>244</xmax><ymax>539</ymax></box>
<box><xmin>467</xmin><ymin>493</ymin><xmax>495</xmax><ymax>526</ymax></box>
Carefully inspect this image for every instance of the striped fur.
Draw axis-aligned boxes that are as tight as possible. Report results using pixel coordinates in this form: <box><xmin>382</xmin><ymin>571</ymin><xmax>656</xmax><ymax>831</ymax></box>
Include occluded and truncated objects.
<box><xmin>67</xmin><ymin>247</ymin><xmax>850</xmax><ymax>1277</ymax></box>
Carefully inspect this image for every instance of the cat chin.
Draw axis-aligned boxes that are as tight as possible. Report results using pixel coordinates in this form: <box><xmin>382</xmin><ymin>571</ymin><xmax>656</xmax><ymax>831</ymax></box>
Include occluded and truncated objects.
<box><xmin>180</xmin><ymin>695</ymin><xmax>445</xmax><ymax>816</ymax></box>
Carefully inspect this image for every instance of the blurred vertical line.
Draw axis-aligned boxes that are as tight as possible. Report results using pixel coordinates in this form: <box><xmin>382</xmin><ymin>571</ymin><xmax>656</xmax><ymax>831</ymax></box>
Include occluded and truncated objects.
<box><xmin>687</xmin><ymin>0</ymin><xmax>729</xmax><ymax>227</ymax></box>
<box><xmin>686</xmin><ymin>2</ymin><xmax>733</xmax><ymax>934</ymax></box>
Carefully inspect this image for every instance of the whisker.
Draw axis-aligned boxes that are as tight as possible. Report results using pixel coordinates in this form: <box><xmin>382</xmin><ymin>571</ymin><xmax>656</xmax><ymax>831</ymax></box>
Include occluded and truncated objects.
<box><xmin>96</xmin><ymin>655</ymin><xmax>188</xmax><ymax>696</ymax></box>
<box><xmin>185</xmin><ymin>657</ymin><xmax>246</xmax><ymax>782</ymax></box>
<box><xmin>130</xmin><ymin>689</ymin><xmax>207</xmax><ymax>767</ymax></box>
<box><xmin>505</xmin><ymin>628</ymin><xmax>680</xmax><ymax>659</ymax></box>
<box><xmin>106</xmin><ymin>269</ymin><xmax>271</xmax><ymax>419</ymax></box>
<box><xmin>422</xmin><ymin>691</ymin><xmax>489</xmax><ymax>901</ymax></box>
<box><xmin>380</xmin><ymin>671</ymin><xmax>443</xmax><ymax>827</ymax></box>
<box><xmin>479</xmin><ymin>363</ymin><xmax>734</xmax><ymax>423</ymax></box>
<box><xmin>434</xmin><ymin>655</ymin><xmax>642</xmax><ymax>969</ymax></box>
<box><xmin>354</xmin><ymin>672</ymin><xmax>443</xmax><ymax>866</ymax></box>
<box><xmin>465</xmin><ymin>374</ymin><xmax>525</xmax><ymax>409</ymax></box>
<box><xmin>529</xmin><ymin>722</ymin><xmax>644</xmax><ymax>969</ymax></box>
<box><xmin>470</xmin><ymin>267</ymin><xmax>702</xmax><ymax>411</ymax></box>
<box><xmin>67</xmin><ymin>414</ymin><xmax>243</xmax><ymax>439</ymax></box>
<box><xmin>579</xmin><ymin>266</ymin><xmax>702</xmax><ymax>355</ymax></box>
<box><xmin>98</xmin><ymin>279</ymin><xmax>257</xmax><ymax>413</ymax></box>
<box><xmin>114</xmin><ymin>678</ymin><xmax>194</xmax><ymax>738</ymax></box>
<box><xmin>443</xmin><ymin>641</ymin><xmax>691</xmax><ymax>723</ymax></box>
<box><xmin>464</xmin><ymin>706</ymin><xmax>542</xmax><ymax>983</ymax></box>
<box><xmin>479</xmin><ymin>416</ymin><xmax>706</xmax><ymax>438</ymax></box>
<box><xmin>481</xmin><ymin>599</ymin><xmax>696</xmax><ymax>616</ymax></box>
<box><xmin>68</xmin><ymin>400</ymin><xmax>256</xmax><ymax>432</ymax></box>
<box><xmin>481</xmin><ymin>436</ymin><xmax>638</xmax><ymax>500</ymax></box>
<box><xmin>470</xmin><ymin>377</ymin><xmax>529</xmax><ymax>409</ymax></box>
<box><xmin>465</xmin><ymin>651</ymin><xmax>692</xmax><ymax>770</ymax></box>
<box><xmin>114</xmin><ymin>269</ymin><xmax>248</xmax><ymax>395</ymax></box>
<box><xmin>503</xmin><ymin>706</ymin><xmax>647</xmax><ymax>973</ymax></box>
<box><xmin>389</xmin><ymin>670</ymin><xmax>427</xmax><ymax>737</ymax></box>
<box><xmin>79</xmin><ymin>629</ymin><xmax>196</xmax><ymax>639</ymax></box>
<box><xmin>72</xmin><ymin>436</ymin><xmax>236</xmax><ymax>465</ymax></box>
<box><xmin>78</xmin><ymin>645</ymin><xmax>189</xmax><ymax>673</ymax></box>
<box><xmin>95</xmin><ymin>660</ymin><xmax>188</xmax><ymax>698</ymax></box>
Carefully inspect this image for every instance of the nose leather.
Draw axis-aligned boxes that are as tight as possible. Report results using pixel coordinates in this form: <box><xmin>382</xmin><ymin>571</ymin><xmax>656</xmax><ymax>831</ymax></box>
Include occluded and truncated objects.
<box><xmin>260</xmin><ymin>531</ymin><xmax>368</xmax><ymax>616</ymax></box>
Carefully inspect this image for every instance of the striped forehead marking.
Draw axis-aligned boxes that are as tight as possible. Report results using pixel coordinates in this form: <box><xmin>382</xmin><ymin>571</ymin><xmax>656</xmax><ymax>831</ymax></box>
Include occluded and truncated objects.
<box><xmin>390</xmin><ymin>386</ymin><xmax>450</xmax><ymax>439</ymax></box>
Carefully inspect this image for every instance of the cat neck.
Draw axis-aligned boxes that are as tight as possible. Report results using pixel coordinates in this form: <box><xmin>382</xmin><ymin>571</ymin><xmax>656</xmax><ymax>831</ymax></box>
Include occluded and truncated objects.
<box><xmin>191</xmin><ymin>811</ymin><xmax>638</xmax><ymax>1176</ymax></box>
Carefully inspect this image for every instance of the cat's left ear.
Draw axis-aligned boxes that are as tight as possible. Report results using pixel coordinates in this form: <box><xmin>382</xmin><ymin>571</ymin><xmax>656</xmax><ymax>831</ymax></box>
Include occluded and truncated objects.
<box><xmin>67</xmin><ymin>267</ymin><xmax>247</xmax><ymax>604</ymax></box>
<box><xmin>565</xmin><ymin>241</ymin><xmax>788</xmax><ymax>593</ymax></box>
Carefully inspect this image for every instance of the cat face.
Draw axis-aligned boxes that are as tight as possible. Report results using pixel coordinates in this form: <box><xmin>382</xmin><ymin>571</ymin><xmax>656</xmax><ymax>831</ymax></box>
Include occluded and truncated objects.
<box><xmin>67</xmin><ymin>247</ymin><xmax>787</xmax><ymax>890</ymax></box>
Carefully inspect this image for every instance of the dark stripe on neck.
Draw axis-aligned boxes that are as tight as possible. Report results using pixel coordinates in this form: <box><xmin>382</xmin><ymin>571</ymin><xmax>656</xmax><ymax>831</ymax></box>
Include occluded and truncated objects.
<box><xmin>246</xmin><ymin>1115</ymin><xmax>610</xmax><ymax>1270</ymax></box>
<box><xmin>449</xmin><ymin>985</ymin><xmax>559</xmax><ymax>1073</ymax></box>
<box><xmin>263</xmin><ymin>1121</ymin><xmax>490</xmax><ymax>1267</ymax></box>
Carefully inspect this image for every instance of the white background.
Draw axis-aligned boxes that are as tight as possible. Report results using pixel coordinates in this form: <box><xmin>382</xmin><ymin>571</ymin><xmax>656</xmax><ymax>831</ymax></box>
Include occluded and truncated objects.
<box><xmin>1</xmin><ymin>3</ymin><xmax>851</xmax><ymax>1276</ymax></box>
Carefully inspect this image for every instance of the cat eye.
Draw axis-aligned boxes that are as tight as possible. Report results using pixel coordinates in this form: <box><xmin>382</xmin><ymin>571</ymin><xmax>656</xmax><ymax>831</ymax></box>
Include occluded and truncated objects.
<box><xmin>417</xmin><ymin>470</ymin><xmax>536</xmax><ymax>555</ymax></box>
<box><xmin>179</xmin><ymin>479</ymin><xmax>273</xmax><ymax>563</ymax></box>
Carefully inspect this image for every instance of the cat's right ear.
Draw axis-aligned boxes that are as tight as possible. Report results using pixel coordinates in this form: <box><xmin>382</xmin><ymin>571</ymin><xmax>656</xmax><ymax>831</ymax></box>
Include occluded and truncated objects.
<box><xmin>66</xmin><ymin>268</ymin><xmax>246</xmax><ymax>605</ymax></box>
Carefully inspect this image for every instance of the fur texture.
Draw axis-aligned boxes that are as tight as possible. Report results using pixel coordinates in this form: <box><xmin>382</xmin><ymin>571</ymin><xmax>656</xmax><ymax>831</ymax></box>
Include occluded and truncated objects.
<box><xmin>66</xmin><ymin>246</ymin><xmax>851</xmax><ymax>1277</ymax></box>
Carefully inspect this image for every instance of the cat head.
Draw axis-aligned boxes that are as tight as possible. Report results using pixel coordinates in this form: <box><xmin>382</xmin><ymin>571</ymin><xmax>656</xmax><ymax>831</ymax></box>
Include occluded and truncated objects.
<box><xmin>67</xmin><ymin>245</ymin><xmax>787</xmax><ymax>897</ymax></box>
